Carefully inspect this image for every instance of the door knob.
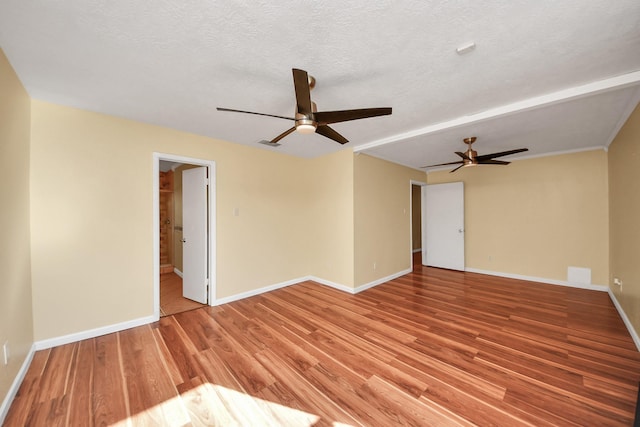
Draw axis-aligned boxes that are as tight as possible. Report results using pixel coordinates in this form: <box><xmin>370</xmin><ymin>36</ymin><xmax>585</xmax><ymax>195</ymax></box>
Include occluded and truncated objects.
<box><xmin>458</xmin><ymin>229</ymin><xmax>464</xmax><ymax>233</ymax></box>
<box><xmin>181</xmin><ymin>238</ymin><xmax>187</xmax><ymax>243</ymax></box>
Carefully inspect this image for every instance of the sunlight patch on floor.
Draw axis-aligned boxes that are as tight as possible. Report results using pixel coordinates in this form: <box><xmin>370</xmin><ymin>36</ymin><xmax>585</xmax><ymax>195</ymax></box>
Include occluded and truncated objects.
<box><xmin>112</xmin><ymin>382</ymin><xmax>328</xmax><ymax>426</ymax></box>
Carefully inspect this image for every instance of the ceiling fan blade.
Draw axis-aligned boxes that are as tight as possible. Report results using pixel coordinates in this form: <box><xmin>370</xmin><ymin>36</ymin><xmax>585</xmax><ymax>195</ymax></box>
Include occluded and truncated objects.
<box><xmin>217</xmin><ymin>107</ymin><xmax>294</xmax><ymax>121</ymax></box>
<box><xmin>316</xmin><ymin>125</ymin><xmax>349</xmax><ymax>144</ymax></box>
<box><xmin>292</xmin><ymin>68</ymin><xmax>313</xmax><ymax>115</ymax></box>
<box><xmin>449</xmin><ymin>164</ymin><xmax>465</xmax><ymax>173</ymax></box>
<box><xmin>269</xmin><ymin>126</ymin><xmax>297</xmax><ymax>145</ymax></box>
<box><xmin>314</xmin><ymin>108</ymin><xmax>392</xmax><ymax>125</ymax></box>
<box><xmin>421</xmin><ymin>160</ymin><xmax>464</xmax><ymax>168</ymax></box>
<box><xmin>475</xmin><ymin>148</ymin><xmax>528</xmax><ymax>161</ymax></box>
<box><xmin>478</xmin><ymin>159</ymin><xmax>510</xmax><ymax>165</ymax></box>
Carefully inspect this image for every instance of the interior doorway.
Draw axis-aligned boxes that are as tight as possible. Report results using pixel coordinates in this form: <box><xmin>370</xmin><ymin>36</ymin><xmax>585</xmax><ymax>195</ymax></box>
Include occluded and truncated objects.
<box><xmin>410</xmin><ymin>180</ymin><xmax>427</xmax><ymax>269</ymax></box>
<box><xmin>153</xmin><ymin>153</ymin><xmax>216</xmax><ymax>319</ymax></box>
<box><xmin>160</xmin><ymin>271</ymin><xmax>204</xmax><ymax>316</ymax></box>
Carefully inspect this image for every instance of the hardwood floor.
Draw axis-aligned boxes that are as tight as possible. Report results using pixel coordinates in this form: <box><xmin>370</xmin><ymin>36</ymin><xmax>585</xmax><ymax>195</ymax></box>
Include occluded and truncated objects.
<box><xmin>5</xmin><ymin>264</ymin><xmax>640</xmax><ymax>426</ymax></box>
<box><xmin>160</xmin><ymin>272</ymin><xmax>206</xmax><ymax>317</ymax></box>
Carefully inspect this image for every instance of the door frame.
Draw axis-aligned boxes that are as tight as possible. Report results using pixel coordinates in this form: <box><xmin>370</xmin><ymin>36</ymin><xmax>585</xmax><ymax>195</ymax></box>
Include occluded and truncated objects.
<box><xmin>410</xmin><ymin>179</ymin><xmax>427</xmax><ymax>269</ymax></box>
<box><xmin>152</xmin><ymin>152</ymin><xmax>216</xmax><ymax>320</ymax></box>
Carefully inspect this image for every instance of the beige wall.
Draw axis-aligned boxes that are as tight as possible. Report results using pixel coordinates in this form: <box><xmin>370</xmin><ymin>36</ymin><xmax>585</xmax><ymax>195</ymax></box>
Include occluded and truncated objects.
<box><xmin>304</xmin><ymin>149</ymin><xmax>356</xmax><ymax>287</ymax></box>
<box><xmin>29</xmin><ymin>100</ymin><xmax>312</xmax><ymax>340</ymax></box>
<box><xmin>609</xmin><ymin>102</ymin><xmax>640</xmax><ymax>338</ymax></box>
<box><xmin>0</xmin><ymin>50</ymin><xmax>33</xmax><ymax>406</ymax></box>
<box><xmin>354</xmin><ymin>154</ymin><xmax>426</xmax><ymax>286</ymax></box>
<box><xmin>30</xmin><ymin>100</ymin><xmax>415</xmax><ymax>340</ymax></box>
<box><xmin>427</xmin><ymin>150</ymin><xmax>609</xmax><ymax>285</ymax></box>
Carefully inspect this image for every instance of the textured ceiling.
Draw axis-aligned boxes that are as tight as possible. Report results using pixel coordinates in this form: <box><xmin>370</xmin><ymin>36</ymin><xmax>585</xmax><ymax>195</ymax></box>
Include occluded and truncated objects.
<box><xmin>1</xmin><ymin>0</ymin><xmax>639</xmax><ymax>169</ymax></box>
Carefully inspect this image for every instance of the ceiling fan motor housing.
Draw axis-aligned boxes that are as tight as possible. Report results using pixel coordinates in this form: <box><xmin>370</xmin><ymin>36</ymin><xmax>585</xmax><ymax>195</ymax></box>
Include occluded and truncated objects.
<box><xmin>295</xmin><ymin>112</ymin><xmax>317</xmax><ymax>133</ymax></box>
<box><xmin>463</xmin><ymin>137</ymin><xmax>478</xmax><ymax>166</ymax></box>
<box><xmin>464</xmin><ymin>149</ymin><xmax>478</xmax><ymax>166</ymax></box>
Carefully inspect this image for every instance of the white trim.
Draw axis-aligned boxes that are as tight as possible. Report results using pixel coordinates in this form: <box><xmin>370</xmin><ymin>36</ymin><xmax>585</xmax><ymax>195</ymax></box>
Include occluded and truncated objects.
<box><xmin>413</xmin><ymin>248</ymin><xmax>421</xmax><ymax>253</ymax></box>
<box><xmin>353</xmin><ymin>269</ymin><xmax>412</xmax><ymax>294</ymax></box>
<box><xmin>308</xmin><ymin>276</ymin><xmax>356</xmax><ymax>294</ymax></box>
<box><xmin>213</xmin><ymin>277</ymin><xmax>309</xmax><ymax>305</ymax></box>
<box><xmin>33</xmin><ymin>315</ymin><xmax>155</xmax><ymax>350</ymax></box>
<box><xmin>173</xmin><ymin>268</ymin><xmax>183</xmax><ymax>278</ymax></box>
<box><xmin>27</xmin><ymin>267</ymin><xmax>411</xmax><ymax>354</ymax></box>
<box><xmin>464</xmin><ymin>267</ymin><xmax>608</xmax><ymax>292</ymax></box>
<box><xmin>607</xmin><ymin>289</ymin><xmax>640</xmax><ymax>352</ymax></box>
<box><xmin>153</xmin><ymin>155</ymin><xmax>160</xmax><ymax>319</ymax></box>
<box><xmin>153</xmin><ymin>153</ymin><xmax>217</xmax><ymax>316</ymax></box>
<box><xmin>508</xmin><ymin>146</ymin><xmax>606</xmax><ymax>162</ymax></box>
<box><xmin>213</xmin><ymin>268</ymin><xmax>415</xmax><ymax>305</ymax></box>
<box><xmin>354</xmin><ymin>70</ymin><xmax>640</xmax><ymax>152</ymax></box>
<box><xmin>0</xmin><ymin>344</ymin><xmax>36</xmax><ymax>425</ymax></box>
<box><xmin>307</xmin><ymin>270</ymin><xmax>413</xmax><ymax>295</ymax></box>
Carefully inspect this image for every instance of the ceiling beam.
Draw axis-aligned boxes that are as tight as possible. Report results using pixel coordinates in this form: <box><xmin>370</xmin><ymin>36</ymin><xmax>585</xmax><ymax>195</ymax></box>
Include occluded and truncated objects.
<box><xmin>354</xmin><ymin>70</ymin><xmax>640</xmax><ymax>152</ymax></box>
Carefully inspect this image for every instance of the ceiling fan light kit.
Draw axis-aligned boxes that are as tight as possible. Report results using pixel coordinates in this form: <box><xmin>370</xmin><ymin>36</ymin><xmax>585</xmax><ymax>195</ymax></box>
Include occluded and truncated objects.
<box><xmin>422</xmin><ymin>137</ymin><xmax>528</xmax><ymax>173</ymax></box>
<box><xmin>294</xmin><ymin>114</ymin><xmax>317</xmax><ymax>134</ymax></box>
<box><xmin>296</xmin><ymin>124</ymin><xmax>317</xmax><ymax>134</ymax></box>
<box><xmin>217</xmin><ymin>68</ymin><xmax>392</xmax><ymax>146</ymax></box>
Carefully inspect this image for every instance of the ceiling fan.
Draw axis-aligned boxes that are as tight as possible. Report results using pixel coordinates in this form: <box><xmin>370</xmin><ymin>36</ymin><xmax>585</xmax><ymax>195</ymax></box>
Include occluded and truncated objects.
<box><xmin>423</xmin><ymin>137</ymin><xmax>528</xmax><ymax>173</ymax></box>
<box><xmin>217</xmin><ymin>68</ymin><xmax>392</xmax><ymax>146</ymax></box>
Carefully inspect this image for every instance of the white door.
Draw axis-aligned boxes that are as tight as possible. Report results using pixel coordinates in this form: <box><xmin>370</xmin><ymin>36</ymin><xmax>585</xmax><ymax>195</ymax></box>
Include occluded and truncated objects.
<box><xmin>424</xmin><ymin>182</ymin><xmax>465</xmax><ymax>270</ymax></box>
<box><xmin>182</xmin><ymin>167</ymin><xmax>208</xmax><ymax>303</ymax></box>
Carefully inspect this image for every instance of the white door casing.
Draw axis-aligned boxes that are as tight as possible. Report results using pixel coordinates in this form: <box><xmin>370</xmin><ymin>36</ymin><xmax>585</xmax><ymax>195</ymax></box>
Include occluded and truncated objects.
<box><xmin>424</xmin><ymin>182</ymin><xmax>465</xmax><ymax>271</ymax></box>
<box><xmin>420</xmin><ymin>184</ymin><xmax>428</xmax><ymax>265</ymax></box>
<box><xmin>182</xmin><ymin>167</ymin><xmax>208</xmax><ymax>303</ymax></box>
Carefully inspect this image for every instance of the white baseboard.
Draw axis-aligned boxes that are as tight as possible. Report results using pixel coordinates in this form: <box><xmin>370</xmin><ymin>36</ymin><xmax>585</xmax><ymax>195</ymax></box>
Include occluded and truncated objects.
<box><xmin>0</xmin><ymin>343</ymin><xmax>36</xmax><ymax>425</ymax></box>
<box><xmin>32</xmin><ymin>268</ymin><xmax>407</xmax><ymax>353</ymax></box>
<box><xmin>34</xmin><ymin>315</ymin><xmax>156</xmax><ymax>351</ymax></box>
<box><xmin>465</xmin><ymin>268</ymin><xmax>608</xmax><ymax>292</ymax></box>
<box><xmin>28</xmin><ymin>267</ymin><xmax>617</xmax><ymax>350</ymax></box>
<box><xmin>173</xmin><ymin>268</ymin><xmax>183</xmax><ymax>278</ymax></box>
<box><xmin>213</xmin><ymin>268</ymin><xmax>414</xmax><ymax>305</ymax></box>
<box><xmin>213</xmin><ymin>277</ymin><xmax>309</xmax><ymax>305</ymax></box>
<box><xmin>412</xmin><ymin>248</ymin><xmax>421</xmax><ymax>253</ymax></box>
<box><xmin>307</xmin><ymin>276</ymin><xmax>356</xmax><ymax>294</ymax></box>
<box><xmin>354</xmin><ymin>269</ymin><xmax>412</xmax><ymax>293</ymax></box>
<box><xmin>309</xmin><ymin>269</ymin><xmax>412</xmax><ymax>294</ymax></box>
<box><xmin>607</xmin><ymin>289</ymin><xmax>640</xmax><ymax>352</ymax></box>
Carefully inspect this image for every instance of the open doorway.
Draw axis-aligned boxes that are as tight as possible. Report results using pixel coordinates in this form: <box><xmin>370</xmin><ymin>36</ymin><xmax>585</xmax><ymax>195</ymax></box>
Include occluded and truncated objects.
<box><xmin>153</xmin><ymin>153</ymin><xmax>216</xmax><ymax>319</ymax></box>
<box><xmin>410</xmin><ymin>180</ymin><xmax>427</xmax><ymax>269</ymax></box>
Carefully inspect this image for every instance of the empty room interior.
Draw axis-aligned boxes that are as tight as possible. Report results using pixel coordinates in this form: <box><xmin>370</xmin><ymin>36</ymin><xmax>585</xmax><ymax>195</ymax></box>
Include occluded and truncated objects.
<box><xmin>1</xmin><ymin>1</ymin><xmax>640</xmax><ymax>425</ymax></box>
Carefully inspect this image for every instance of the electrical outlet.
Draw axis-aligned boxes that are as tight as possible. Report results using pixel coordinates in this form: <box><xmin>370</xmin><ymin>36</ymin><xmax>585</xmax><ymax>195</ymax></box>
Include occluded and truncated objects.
<box><xmin>3</xmin><ymin>341</ymin><xmax>9</xmax><ymax>366</ymax></box>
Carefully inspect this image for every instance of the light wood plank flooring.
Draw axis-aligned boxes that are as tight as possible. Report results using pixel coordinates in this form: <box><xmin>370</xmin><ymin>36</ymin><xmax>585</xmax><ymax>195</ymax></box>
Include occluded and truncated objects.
<box><xmin>5</xmin><ymin>264</ymin><xmax>640</xmax><ymax>426</ymax></box>
<box><xmin>160</xmin><ymin>272</ymin><xmax>206</xmax><ymax>317</ymax></box>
